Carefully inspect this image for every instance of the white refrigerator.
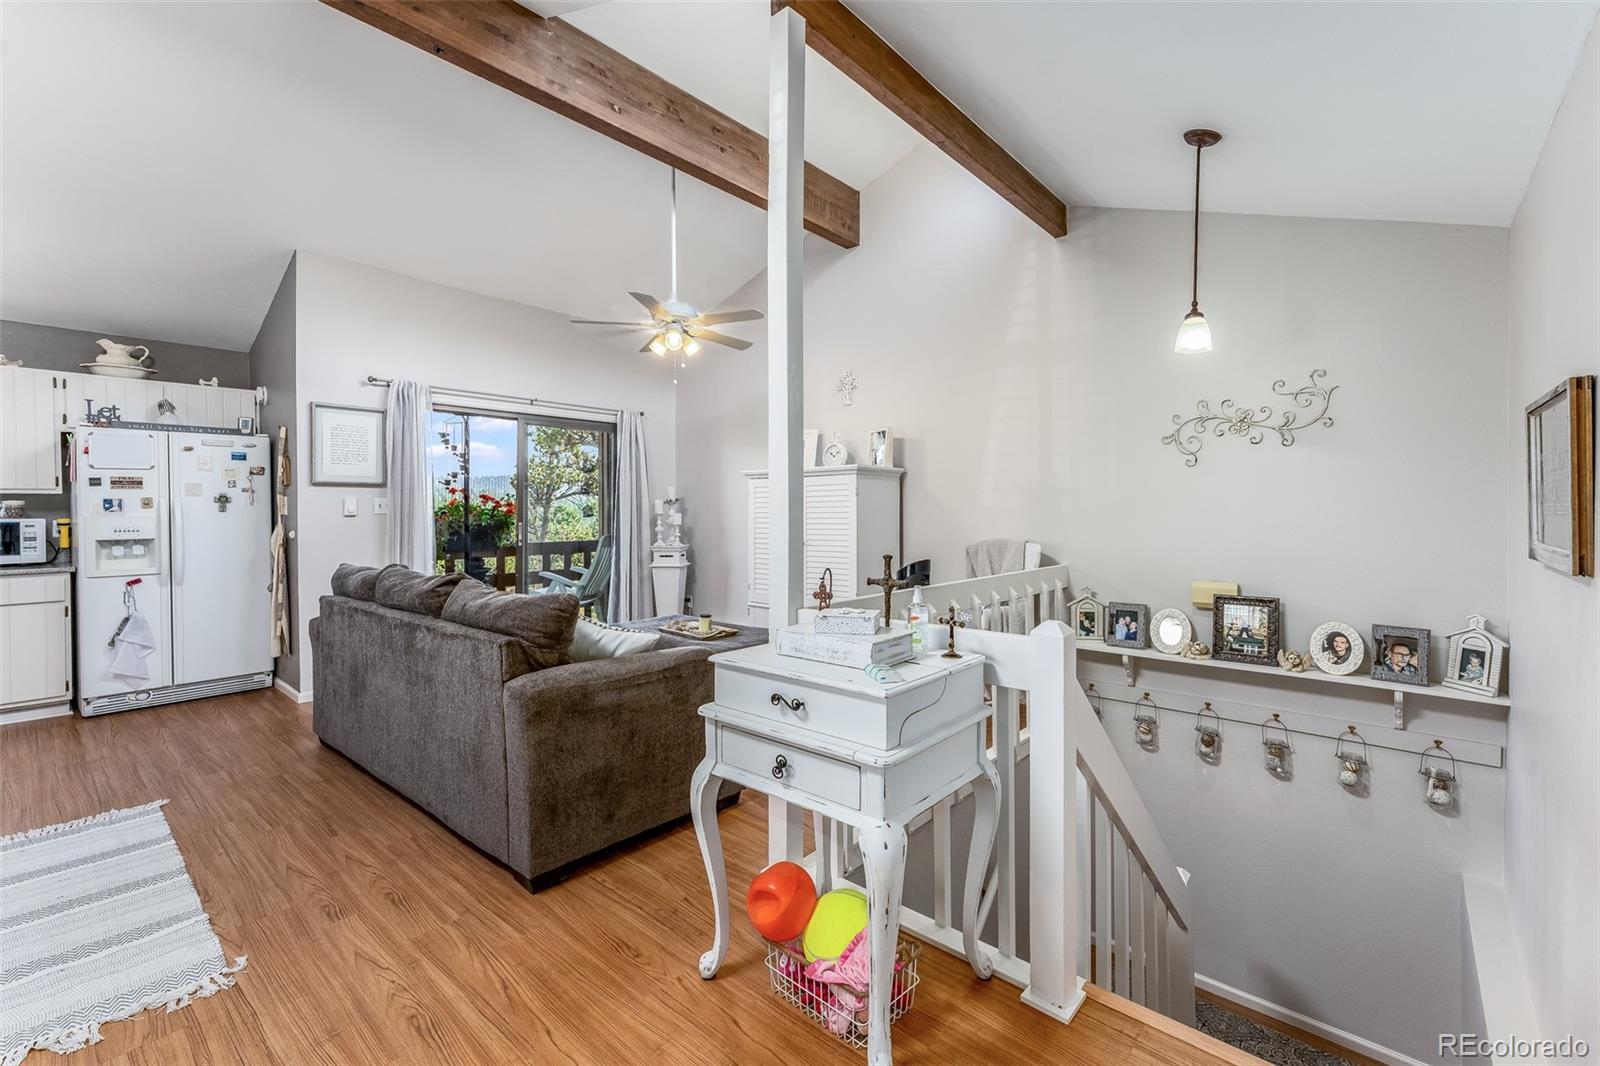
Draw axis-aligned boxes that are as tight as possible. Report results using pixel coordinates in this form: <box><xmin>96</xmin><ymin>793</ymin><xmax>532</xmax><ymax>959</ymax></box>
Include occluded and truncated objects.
<box><xmin>72</xmin><ymin>425</ymin><xmax>273</xmax><ymax>715</ymax></box>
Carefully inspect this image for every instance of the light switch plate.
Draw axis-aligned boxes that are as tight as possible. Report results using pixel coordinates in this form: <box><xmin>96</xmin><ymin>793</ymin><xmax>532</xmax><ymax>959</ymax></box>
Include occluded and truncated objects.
<box><xmin>373</xmin><ymin>497</ymin><xmax>389</xmax><ymax>516</ymax></box>
<box><xmin>342</xmin><ymin>496</ymin><xmax>358</xmax><ymax>517</ymax></box>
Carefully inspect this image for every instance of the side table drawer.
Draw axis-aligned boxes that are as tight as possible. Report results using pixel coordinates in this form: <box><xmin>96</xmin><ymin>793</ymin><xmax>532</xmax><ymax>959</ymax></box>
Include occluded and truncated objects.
<box><xmin>720</xmin><ymin>728</ymin><xmax>861</xmax><ymax>811</ymax></box>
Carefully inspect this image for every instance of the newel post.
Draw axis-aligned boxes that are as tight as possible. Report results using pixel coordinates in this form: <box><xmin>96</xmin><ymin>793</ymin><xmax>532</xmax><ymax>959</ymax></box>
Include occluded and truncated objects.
<box><xmin>1021</xmin><ymin>620</ymin><xmax>1086</xmax><ymax>1024</ymax></box>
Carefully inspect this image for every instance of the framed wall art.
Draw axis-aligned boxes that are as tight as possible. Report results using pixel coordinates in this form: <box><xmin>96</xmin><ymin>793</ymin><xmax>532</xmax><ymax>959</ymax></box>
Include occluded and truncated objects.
<box><xmin>1370</xmin><ymin>624</ymin><xmax>1430</xmax><ymax>687</ymax></box>
<box><xmin>310</xmin><ymin>403</ymin><xmax>386</xmax><ymax>487</ymax></box>
<box><xmin>1525</xmin><ymin>375</ymin><xmax>1594</xmax><ymax>577</ymax></box>
<box><xmin>1106</xmin><ymin>602</ymin><xmax>1150</xmax><ymax>649</ymax></box>
<box><xmin>1212</xmin><ymin>595</ymin><xmax>1280</xmax><ymax>665</ymax></box>
<box><xmin>1308</xmin><ymin>621</ymin><xmax>1365</xmax><ymax>676</ymax></box>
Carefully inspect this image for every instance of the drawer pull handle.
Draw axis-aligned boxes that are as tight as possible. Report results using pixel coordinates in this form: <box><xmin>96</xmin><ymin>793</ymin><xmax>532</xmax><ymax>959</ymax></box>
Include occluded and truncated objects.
<box><xmin>770</xmin><ymin>693</ymin><xmax>806</xmax><ymax>714</ymax></box>
<box><xmin>771</xmin><ymin>755</ymin><xmax>789</xmax><ymax>780</ymax></box>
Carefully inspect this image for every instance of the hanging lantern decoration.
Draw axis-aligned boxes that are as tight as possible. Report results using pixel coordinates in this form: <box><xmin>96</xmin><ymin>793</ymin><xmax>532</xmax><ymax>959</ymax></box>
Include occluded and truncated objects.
<box><xmin>1261</xmin><ymin>713</ymin><xmax>1293</xmax><ymax>777</ymax></box>
<box><xmin>1133</xmin><ymin>692</ymin><xmax>1159</xmax><ymax>751</ymax></box>
<box><xmin>1194</xmin><ymin>701</ymin><xmax>1222</xmax><ymax>762</ymax></box>
<box><xmin>1419</xmin><ymin>740</ymin><xmax>1459</xmax><ymax>811</ymax></box>
<box><xmin>1087</xmin><ymin>683</ymin><xmax>1103</xmax><ymax>720</ymax></box>
<box><xmin>1335</xmin><ymin>725</ymin><xmax>1370</xmax><ymax>792</ymax></box>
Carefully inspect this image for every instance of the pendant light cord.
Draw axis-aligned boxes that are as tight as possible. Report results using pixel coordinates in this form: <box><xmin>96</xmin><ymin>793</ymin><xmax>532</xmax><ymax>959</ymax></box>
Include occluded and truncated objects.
<box><xmin>669</xmin><ymin>169</ymin><xmax>679</xmax><ymax>304</ymax></box>
<box><xmin>1191</xmin><ymin>142</ymin><xmax>1202</xmax><ymax>312</ymax></box>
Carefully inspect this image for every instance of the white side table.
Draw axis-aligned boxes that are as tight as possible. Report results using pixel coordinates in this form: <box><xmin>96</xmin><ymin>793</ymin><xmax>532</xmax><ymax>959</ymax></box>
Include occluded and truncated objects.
<box><xmin>650</xmin><ymin>543</ymin><xmax>689</xmax><ymax>617</ymax></box>
<box><xmin>690</xmin><ymin>642</ymin><xmax>999</xmax><ymax>1066</ymax></box>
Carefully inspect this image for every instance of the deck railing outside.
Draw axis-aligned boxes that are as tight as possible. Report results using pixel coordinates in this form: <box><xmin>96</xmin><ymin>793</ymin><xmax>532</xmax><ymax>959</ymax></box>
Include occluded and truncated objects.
<box><xmin>437</xmin><ymin>538</ymin><xmax>600</xmax><ymax>592</ymax></box>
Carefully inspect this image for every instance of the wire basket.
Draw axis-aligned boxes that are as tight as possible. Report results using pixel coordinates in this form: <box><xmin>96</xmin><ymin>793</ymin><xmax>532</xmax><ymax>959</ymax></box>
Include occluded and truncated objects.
<box><xmin>763</xmin><ymin>937</ymin><xmax>920</xmax><ymax>1051</ymax></box>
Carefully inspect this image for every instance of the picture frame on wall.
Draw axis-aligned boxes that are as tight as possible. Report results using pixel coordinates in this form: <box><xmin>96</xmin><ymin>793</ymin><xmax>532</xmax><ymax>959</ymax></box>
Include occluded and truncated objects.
<box><xmin>1106</xmin><ymin>602</ymin><xmax>1150</xmax><ymax>649</ymax></box>
<box><xmin>1211</xmin><ymin>595</ymin><xmax>1281</xmax><ymax>665</ymax></box>
<box><xmin>1370</xmin><ymin>624</ymin><xmax>1431</xmax><ymax>687</ymax></box>
<box><xmin>1525</xmin><ymin>375</ymin><xmax>1595</xmax><ymax>577</ymax></box>
<box><xmin>803</xmin><ymin>428</ymin><xmax>821</xmax><ymax>469</ymax></box>
<box><xmin>310</xmin><ymin>402</ymin><xmax>386</xmax><ymax>487</ymax></box>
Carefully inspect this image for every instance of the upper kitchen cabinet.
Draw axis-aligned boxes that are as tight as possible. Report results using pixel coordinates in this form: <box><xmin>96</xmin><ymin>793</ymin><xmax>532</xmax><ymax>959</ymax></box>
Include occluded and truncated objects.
<box><xmin>0</xmin><ymin>367</ymin><xmax>65</xmax><ymax>493</ymax></box>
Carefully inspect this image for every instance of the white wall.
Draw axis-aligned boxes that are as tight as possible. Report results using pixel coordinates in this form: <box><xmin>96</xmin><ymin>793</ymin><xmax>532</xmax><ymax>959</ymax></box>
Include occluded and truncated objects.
<box><xmin>677</xmin><ymin>145</ymin><xmax>1513</xmax><ymax>1061</ymax></box>
<box><xmin>1504</xmin><ymin>15</ymin><xmax>1600</xmax><ymax>1055</ymax></box>
<box><xmin>287</xmin><ymin>252</ymin><xmax>678</xmax><ymax>696</ymax></box>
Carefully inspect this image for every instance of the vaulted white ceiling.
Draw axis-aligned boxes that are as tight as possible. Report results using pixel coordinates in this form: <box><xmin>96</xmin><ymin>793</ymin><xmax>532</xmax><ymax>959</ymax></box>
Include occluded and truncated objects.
<box><xmin>2</xmin><ymin>1</ymin><xmax>1594</xmax><ymax>355</ymax></box>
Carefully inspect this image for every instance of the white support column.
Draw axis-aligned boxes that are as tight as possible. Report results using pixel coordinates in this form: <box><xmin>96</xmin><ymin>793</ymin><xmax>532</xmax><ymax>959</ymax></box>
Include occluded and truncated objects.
<box><xmin>765</xmin><ymin>5</ymin><xmax>807</xmax><ymax>865</ymax></box>
<box><xmin>766</xmin><ymin>5</ymin><xmax>805</xmax><ymax>635</ymax></box>
<box><xmin>1021</xmin><ymin>620</ymin><xmax>1086</xmax><ymax>1024</ymax></box>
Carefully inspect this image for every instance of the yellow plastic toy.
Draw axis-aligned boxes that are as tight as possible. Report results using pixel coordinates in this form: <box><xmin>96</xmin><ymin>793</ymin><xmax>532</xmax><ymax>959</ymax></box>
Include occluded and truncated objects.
<box><xmin>801</xmin><ymin>888</ymin><xmax>869</xmax><ymax>963</ymax></box>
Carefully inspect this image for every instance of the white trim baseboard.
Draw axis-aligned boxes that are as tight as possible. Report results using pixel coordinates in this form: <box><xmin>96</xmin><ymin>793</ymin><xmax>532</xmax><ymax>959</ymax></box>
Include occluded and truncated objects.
<box><xmin>0</xmin><ymin>702</ymin><xmax>74</xmax><ymax>726</ymax></box>
<box><xmin>1195</xmin><ymin>974</ymin><xmax>1430</xmax><ymax>1066</ymax></box>
<box><xmin>273</xmin><ymin>677</ymin><xmax>312</xmax><ymax>704</ymax></box>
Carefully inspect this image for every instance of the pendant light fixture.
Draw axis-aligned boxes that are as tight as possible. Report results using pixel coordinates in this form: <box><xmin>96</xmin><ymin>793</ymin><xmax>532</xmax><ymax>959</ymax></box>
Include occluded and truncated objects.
<box><xmin>1175</xmin><ymin>128</ymin><xmax>1222</xmax><ymax>355</ymax></box>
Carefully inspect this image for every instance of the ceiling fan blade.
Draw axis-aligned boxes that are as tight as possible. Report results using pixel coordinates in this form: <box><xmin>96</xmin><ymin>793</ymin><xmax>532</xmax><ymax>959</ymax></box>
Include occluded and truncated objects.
<box><xmin>694</xmin><ymin>309</ymin><xmax>764</xmax><ymax>326</ymax></box>
<box><xmin>693</xmin><ymin>328</ymin><xmax>754</xmax><ymax>351</ymax></box>
<box><xmin>629</xmin><ymin>291</ymin><xmax>669</xmax><ymax>319</ymax></box>
<box><xmin>640</xmin><ymin>339</ymin><xmax>658</xmax><ymax>353</ymax></box>
<box><xmin>569</xmin><ymin>319</ymin><xmax>654</xmax><ymax>327</ymax></box>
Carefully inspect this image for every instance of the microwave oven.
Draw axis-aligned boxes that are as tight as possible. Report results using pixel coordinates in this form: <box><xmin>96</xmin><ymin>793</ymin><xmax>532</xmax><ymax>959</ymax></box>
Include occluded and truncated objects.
<box><xmin>0</xmin><ymin>518</ymin><xmax>48</xmax><ymax>565</ymax></box>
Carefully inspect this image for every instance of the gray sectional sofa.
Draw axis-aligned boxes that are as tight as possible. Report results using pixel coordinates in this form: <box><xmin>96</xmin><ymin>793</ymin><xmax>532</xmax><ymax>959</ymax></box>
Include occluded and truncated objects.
<box><xmin>309</xmin><ymin>564</ymin><xmax>764</xmax><ymax>890</ymax></box>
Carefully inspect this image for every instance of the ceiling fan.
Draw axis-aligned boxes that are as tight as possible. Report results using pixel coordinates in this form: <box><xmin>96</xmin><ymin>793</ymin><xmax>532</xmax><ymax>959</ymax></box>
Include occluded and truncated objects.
<box><xmin>569</xmin><ymin>170</ymin><xmax>763</xmax><ymax>360</ymax></box>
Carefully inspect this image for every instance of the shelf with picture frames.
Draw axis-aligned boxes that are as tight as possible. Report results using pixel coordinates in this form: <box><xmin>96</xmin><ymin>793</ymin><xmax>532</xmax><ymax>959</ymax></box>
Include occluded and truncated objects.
<box><xmin>1076</xmin><ymin>643</ymin><xmax>1510</xmax><ymax>730</ymax></box>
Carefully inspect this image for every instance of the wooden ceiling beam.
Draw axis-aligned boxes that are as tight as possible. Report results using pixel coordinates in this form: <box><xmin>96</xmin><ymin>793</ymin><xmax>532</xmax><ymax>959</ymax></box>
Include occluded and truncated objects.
<box><xmin>325</xmin><ymin>0</ymin><xmax>861</xmax><ymax>248</ymax></box>
<box><xmin>774</xmin><ymin>0</ymin><xmax>1067</xmax><ymax>238</ymax></box>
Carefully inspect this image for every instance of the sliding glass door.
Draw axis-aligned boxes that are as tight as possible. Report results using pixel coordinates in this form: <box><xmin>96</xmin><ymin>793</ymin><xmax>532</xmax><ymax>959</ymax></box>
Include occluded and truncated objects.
<box><xmin>429</xmin><ymin>407</ymin><xmax>614</xmax><ymax>599</ymax></box>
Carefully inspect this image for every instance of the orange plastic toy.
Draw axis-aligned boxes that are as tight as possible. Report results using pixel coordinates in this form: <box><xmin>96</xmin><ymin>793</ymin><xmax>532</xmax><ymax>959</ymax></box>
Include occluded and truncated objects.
<box><xmin>746</xmin><ymin>861</ymin><xmax>818</xmax><ymax>942</ymax></box>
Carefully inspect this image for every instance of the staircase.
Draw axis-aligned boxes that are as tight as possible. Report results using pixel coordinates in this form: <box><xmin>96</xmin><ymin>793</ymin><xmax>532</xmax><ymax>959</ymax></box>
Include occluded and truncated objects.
<box><xmin>808</xmin><ymin>574</ymin><xmax>1197</xmax><ymax>1031</ymax></box>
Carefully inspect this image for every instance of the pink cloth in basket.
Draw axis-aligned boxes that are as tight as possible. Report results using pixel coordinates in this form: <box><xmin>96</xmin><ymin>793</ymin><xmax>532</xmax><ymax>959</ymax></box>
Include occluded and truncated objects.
<box><xmin>803</xmin><ymin>931</ymin><xmax>904</xmax><ymax>1034</ymax></box>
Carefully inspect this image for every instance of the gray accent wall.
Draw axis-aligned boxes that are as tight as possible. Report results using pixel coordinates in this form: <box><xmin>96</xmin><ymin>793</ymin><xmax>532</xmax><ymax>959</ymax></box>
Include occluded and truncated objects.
<box><xmin>250</xmin><ymin>257</ymin><xmax>300</xmax><ymax>692</ymax></box>
<box><xmin>0</xmin><ymin>319</ymin><xmax>251</xmax><ymax>387</ymax></box>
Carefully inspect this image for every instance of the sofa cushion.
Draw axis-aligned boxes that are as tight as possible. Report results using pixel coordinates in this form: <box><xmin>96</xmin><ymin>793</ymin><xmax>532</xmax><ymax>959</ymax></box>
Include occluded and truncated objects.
<box><xmin>443</xmin><ymin>582</ymin><xmax>579</xmax><ymax>669</ymax></box>
<box><xmin>570</xmin><ymin>617</ymin><xmax>662</xmax><ymax>662</ymax></box>
<box><xmin>330</xmin><ymin>562</ymin><xmax>389</xmax><ymax>601</ymax></box>
<box><xmin>375</xmin><ymin>567</ymin><xmax>467</xmax><ymax>617</ymax></box>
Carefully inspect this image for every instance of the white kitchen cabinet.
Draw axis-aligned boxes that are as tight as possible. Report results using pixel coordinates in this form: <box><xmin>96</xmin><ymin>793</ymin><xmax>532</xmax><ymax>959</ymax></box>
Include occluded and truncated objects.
<box><xmin>744</xmin><ymin>465</ymin><xmax>904</xmax><ymax>625</ymax></box>
<box><xmin>0</xmin><ymin>367</ymin><xmax>66</xmax><ymax>493</ymax></box>
<box><xmin>0</xmin><ymin>572</ymin><xmax>72</xmax><ymax>715</ymax></box>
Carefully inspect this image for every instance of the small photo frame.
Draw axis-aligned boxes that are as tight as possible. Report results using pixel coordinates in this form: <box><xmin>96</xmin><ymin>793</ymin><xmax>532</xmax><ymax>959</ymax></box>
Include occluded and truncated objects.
<box><xmin>868</xmin><ymin>426</ymin><xmax>895</xmax><ymax>467</ymax></box>
<box><xmin>1525</xmin><ymin>375</ymin><xmax>1595</xmax><ymax>577</ymax></box>
<box><xmin>1371</xmin><ymin>625</ymin><xmax>1430</xmax><ymax>687</ymax></box>
<box><xmin>237</xmin><ymin>415</ymin><xmax>256</xmax><ymax>434</ymax></box>
<box><xmin>1441</xmin><ymin>615</ymin><xmax>1506</xmax><ymax>697</ymax></box>
<box><xmin>803</xmin><ymin>428</ymin><xmax>821</xmax><ymax>469</ymax></box>
<box><xmin>1308</xmin><ymin>621</ymin><xmax>1365</xmax><ymax>676</ymax></box>
<box><xmin>1106</xmin><ymin>602</ymin><xmax>1150</xmax><ymax>649</ymax></box>
<box><xmin>1149</xmin><ymin>608</ymin><xmax>1193</xmax><ymax>655</ymax></box>
<box><xmin>310</xmin><ymin>402</ymin><xmax>386</xmax><ymax>487</ymax></box>
<box><xmin>1212</xmin><ymin>595</ymin><xmax>1281</xmax><ymax>665</ymax></box>
<box><xmin>1066</xmin><ymin>589</ymin><xmax>1107</xmax><ymax>643</ymax></box>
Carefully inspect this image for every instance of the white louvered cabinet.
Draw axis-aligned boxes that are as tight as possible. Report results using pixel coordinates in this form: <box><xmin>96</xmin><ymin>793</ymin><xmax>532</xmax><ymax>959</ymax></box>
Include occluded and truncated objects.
<box><xmin>744</xmin><ymin>465</ymin><xmax>903</xmax><ymax>626</ymax></box>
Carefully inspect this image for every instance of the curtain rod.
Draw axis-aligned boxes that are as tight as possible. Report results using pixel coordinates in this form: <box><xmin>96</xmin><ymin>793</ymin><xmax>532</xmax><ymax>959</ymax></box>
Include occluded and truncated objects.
<box><xmin>363</xmin><ymin>376</ymin><xmax>634</xmax><ymax>417</ymax></box>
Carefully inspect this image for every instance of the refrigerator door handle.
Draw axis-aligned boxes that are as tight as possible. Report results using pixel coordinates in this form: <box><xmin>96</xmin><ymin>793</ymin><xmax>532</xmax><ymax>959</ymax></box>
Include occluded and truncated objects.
<box><xmin>172</xmin><ymin>488</ymin><xmax>185</xmax><ymax>587</ymax></box>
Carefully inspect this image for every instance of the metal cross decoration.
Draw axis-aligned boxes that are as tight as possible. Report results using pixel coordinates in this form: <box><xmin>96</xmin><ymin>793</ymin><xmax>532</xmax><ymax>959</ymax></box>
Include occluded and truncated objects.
<box><xmin>811</xmin><ymin>568</ymin><xmax>834</xmax><ymax>612</ymax></box>
<box><xmin>836</xmin><ymin>370</ymin><xmax>858</xmax><ymax>407</ymax></box>
<box><xmin>865</xmin><ymin>554</ymin><xmax>908</xmax><ymax>624</ymax></box>
<box><xmin>936</xmin><ymin>607</ymin><xmax>968</xmax><ymax>658</ymax></box>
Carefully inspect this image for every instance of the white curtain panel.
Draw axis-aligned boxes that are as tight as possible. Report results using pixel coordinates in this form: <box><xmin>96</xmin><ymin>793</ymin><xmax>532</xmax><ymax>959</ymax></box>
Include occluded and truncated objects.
<box><xmin>613</xmin><ymin>411</ymin><xmax>653</xmax><ymax>621</ymax></box>
<box><xmin>385</xmin><ymin>379</ymin><xmax>433</xmax><ymax>572</ymax></box>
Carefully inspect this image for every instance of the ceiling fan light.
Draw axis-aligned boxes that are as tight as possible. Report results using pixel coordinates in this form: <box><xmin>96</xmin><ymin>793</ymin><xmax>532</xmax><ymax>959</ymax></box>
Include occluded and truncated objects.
<box><xmin>1174</xmin><ymin>308</ymin><xmax>1213</xmax><ymax>355</ymax></box>
<box><xmin>664</xmin><ymin>326</ymin><xmax>684</xmax><ymax>351</ymax></box>
<box><xmin>649</xmin><ymin>334</ymin><xmax>668</xmax><ymax>357</ymax></box>
<box><xmin>684</xmin><ymin>337</ymin><xmax>701</xmax><ymax>357</ymax></box>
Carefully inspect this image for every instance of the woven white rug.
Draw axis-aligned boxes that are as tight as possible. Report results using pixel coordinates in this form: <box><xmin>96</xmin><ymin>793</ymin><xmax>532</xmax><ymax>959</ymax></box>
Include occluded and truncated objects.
<box><xmin>0</xmin><ymin>801</ymin><xmax>246</xmax><ymax>1066</ymax></box>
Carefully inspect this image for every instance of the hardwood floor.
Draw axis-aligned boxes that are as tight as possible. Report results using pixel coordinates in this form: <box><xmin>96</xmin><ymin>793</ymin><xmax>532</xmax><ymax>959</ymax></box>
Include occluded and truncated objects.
<box><xmin>2</xmin><ymin>689</ymin><xmax>1258</xmax><ymax>1065</ymax></box>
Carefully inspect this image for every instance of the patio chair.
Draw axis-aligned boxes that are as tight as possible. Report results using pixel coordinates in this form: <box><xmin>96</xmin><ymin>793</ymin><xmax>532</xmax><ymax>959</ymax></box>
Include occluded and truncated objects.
<box><xmin>538</xmin><ymin>535</ymin><xmax>615</xmax><ymax>620</ymax></box>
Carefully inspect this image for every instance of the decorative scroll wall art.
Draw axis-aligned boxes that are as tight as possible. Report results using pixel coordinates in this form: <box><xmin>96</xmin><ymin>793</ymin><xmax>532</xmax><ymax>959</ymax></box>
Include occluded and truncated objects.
<box><xmin>1162</xmin><ymin>370</ymin><xmax>1338</xmax><ymax>467</ymax></box>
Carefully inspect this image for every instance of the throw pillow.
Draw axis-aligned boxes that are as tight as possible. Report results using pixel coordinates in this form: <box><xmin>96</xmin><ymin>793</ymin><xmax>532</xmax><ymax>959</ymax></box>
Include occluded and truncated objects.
<box><xmin>374</xmin><ymin>567</ymin><xmax>468</xmax><ymax>617</ymax></box>
<box><xmin>570</xmin><ymin>617</ymin><xmax>662</xmax><ymax>662</ymax></box>
<box><xmin>442</xmin><ymin>583</ymin><xmax>579</xmax><ymax>670</ymax></box>
<box><xmin>329</xmin><ymin>562</ymin><xmax>387</xmax><ymax>601</ymax></box>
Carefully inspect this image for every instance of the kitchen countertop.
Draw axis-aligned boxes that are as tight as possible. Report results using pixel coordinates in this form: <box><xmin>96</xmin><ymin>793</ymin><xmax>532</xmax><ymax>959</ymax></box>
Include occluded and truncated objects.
<box><xmin>0</xmin><ymin>557</ymin><xmax>75</xmax><ymax>577</ymax></box>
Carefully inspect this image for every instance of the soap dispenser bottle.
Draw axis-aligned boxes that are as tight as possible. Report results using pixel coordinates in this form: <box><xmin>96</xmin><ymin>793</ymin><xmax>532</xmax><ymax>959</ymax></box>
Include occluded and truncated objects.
<box><xmin>907</xmin><ymin>585</ymin><xmax>929</xmax><ymax>652</ymax></box>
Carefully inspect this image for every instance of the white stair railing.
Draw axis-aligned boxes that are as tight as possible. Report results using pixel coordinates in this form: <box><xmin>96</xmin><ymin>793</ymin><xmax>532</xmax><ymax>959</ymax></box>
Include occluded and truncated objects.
<box><xmin>815</xmin><ymin>573</ymin><xmax>1195</xmax><ymax>1026</ymax></box>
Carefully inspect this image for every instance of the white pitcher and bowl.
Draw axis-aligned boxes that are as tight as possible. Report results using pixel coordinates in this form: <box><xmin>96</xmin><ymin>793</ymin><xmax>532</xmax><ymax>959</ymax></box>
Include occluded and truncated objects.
<box><xmin>80</xmin><ymin>338</ymin><xmax>157</xmax><ymax>379</ymax></box>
